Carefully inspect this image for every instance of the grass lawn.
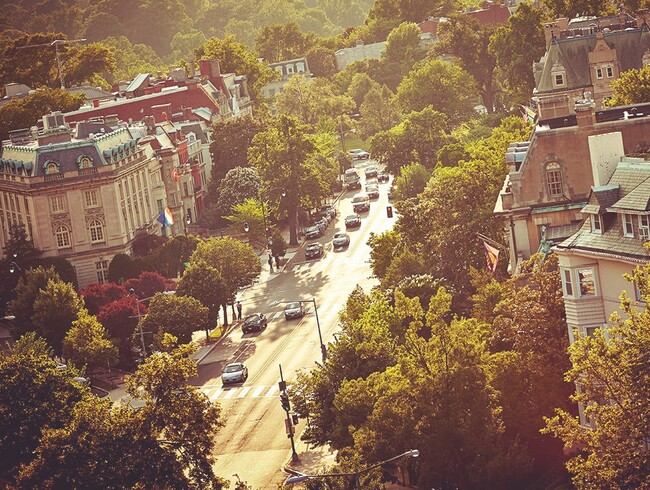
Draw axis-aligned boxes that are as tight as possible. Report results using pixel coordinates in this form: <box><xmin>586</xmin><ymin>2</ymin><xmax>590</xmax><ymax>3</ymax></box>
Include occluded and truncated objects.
<box><xmin>343</xmin><ymin>134</ymin><xmax>368</xmax><ymax>152</ymax></box>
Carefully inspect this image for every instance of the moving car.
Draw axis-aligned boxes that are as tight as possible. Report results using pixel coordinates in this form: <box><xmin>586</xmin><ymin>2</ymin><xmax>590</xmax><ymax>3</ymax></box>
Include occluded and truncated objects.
<box><xmin>345</xmin><ymin>214</ymin><xmax>361</xmax><ymax>229</ymax></box>
<box><xmin>387</xmin><ymin>185</ymin><xmax>394</xmax><ymax>200</ymax></box>
<box><xmin>222</xmin><ymin>362</ymin><xmax>248</xmax><ymax>384</ymax></box>
<box><xmin>378</xmin><ymin>173</ymin><xmax>390</xmax><ymax>183</ymax></box>
<box><xmin>305</xmin><ymin>225</ymin><xmax>322</xmax><ymax>240</ymax></box>
<box><xmin>284</xmin><ymin>301</ymin><xmax>306</xmax><ymax>320</ymax></box>
<box><xmin>348</xmin><ymin>148</ymin><xmax>370</xmax><ymax>161</ymax></box>
<box><xmin>242</xmin><ymin>313</ymin><xmax>268</xmax><ymax>333</ymax></box>
<box><xmin>332</xmin><ymin>231</ymin><xmax>350</xmax><ymax>250</ymax></box>
<box><xmin>352</xmin><ymin>192</ymin><xmax>370</xmax><ymax>213</ymax></box>
<box><xmin>364</xmin><ymin>166</ymin><xmax>378</xmax><ymax>179</ymax></box>
<box><xmin>344</xmin><ymin>168</ymin><xmax>361</xmax><ymax>190</ymax></box>
<box><xmin>365</xmin><ymin>184</ymin><xmax>379</xmax><ymax>199</ymax></box>
<box><xmin>305</xmin><ymin>242</ymin><xmax>324</xmax><ymax>259</ymax></box>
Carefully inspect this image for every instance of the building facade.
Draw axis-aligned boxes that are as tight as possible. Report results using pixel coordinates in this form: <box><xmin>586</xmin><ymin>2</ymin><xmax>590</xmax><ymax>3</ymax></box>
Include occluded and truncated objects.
<box><xmin>261</xmin><ymin>58</ymin><xmax>311</xmax><ymax>98</ymax></box>
<box><xmin>0</xmin><ymin>113</ymin><xmax>166</xmax><ymax>288</ymax></box>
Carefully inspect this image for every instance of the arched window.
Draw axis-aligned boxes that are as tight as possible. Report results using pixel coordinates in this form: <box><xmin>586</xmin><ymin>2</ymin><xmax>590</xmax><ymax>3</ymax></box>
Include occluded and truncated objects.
<box><xmin>546</xmin><ymin>162</ymin><xmax>563</xmax><ymax>198</ymax></box>
<box><xmin>54</xmin><ymin>224</ymin><xmax>71</xmax><ymax>248</ymax></box>
<box><xmin>89</xmin><ymin>219</ymin><xmax>105</xmax><ymax>243</ymax></box>
<box><xmin>78</xmin><ymin>155</ymin><xmax>93</xmax><ymax>169</ymax></box>
<box><xmin>44</xmin><ymin>161</ymin><xmax>60</xmax><ymax>175</ymax></box>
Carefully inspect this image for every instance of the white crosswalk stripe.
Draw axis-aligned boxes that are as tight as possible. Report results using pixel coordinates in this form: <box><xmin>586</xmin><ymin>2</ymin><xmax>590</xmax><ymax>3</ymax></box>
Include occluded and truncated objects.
<box><xmin>201</xmin><ymin>385</ymin><xmax>281</xmax><ymax>402</ymax></box>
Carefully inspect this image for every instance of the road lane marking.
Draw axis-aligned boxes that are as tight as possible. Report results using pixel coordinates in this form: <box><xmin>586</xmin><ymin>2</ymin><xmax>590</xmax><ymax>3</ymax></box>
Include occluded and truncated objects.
<box><xmin>222</xmin><ymin>388</ymin><xmax>237</xmax><ymax>399</ymax></box>
<box><xmin>251</xmin><ymin>386</ymin><xmax>266</xmax><ymax>397</ymax></box>
<box><xmin>205</xmin><ymin>386</ymin><xmax>223</xmax><ymax>399</ymax></box>
<box><xmin>238</xmin><ymin>386</ymin><xmax>251</xmax><ymax>398</ymax></box>
<box><xmin>265</xmin><ymin>385</ymin><xmax>279</xmax><ymax>397</ymax></box>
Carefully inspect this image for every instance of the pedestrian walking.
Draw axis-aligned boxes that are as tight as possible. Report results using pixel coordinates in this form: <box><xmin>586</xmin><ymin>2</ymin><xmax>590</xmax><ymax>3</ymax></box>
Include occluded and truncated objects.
<box><xmin>274</xmin><ymin>255</ymin><xmax>280</xmax><ymax>269</ymax></box>
<box><xmin>268</xmin><ymin>255</ymin><xmax>274</xmax><ymax>273</ymax></box>
<box><xmin>236</xmin><ymin>301</ymin><xmax>243</xmax><ymax>320</ymax></box>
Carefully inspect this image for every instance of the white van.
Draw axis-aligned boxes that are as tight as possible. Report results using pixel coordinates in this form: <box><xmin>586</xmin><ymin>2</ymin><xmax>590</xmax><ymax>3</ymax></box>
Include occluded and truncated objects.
<box><xmin>352</xmin><ymin>192</ymin><xmax>370</xmax><ymax>213</ymax></box>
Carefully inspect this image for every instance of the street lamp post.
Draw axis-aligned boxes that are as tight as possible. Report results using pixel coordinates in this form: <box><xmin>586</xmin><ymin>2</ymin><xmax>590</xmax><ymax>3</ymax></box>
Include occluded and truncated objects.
<box><xmin>285</xmin><ymin>449</ymin><xmax>420</xmax><ymax>487</ymax></box>
<box><xmin>270</xmin><ymin>298</ymin><xmax>326</xmax><ymax>362</ymax></box>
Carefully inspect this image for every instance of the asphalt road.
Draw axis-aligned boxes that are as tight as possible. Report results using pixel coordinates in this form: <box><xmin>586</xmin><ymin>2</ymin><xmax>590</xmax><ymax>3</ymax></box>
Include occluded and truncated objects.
<box><xmin>191</xmin><ymin>160</ymin><xmax>394</xmax><ymax>489</ymax></box>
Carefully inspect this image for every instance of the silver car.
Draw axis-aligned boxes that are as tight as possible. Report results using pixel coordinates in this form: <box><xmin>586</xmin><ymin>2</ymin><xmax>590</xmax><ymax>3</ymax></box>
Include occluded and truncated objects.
<box><xmin>284</xmin><ymin>301</ymin><xmax>306</xmax><ymax>320</ymax></box>
<box><xmin>222</xmin><ymin>362</ymin><xmax>248</xmax><ymax>384</ymax></box>
<box><xmin>332</xmin><ymin>231</ymin><xmax>350</xmax><ymax>249</ymax></box>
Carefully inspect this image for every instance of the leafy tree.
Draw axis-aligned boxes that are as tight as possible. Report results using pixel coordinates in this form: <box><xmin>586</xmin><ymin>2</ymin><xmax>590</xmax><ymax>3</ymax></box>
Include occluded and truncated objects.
<box><xmin>190</xmin><ymin>237</ymin><xmax>261</xmax><ymax>325</ymax></box>
<box><xmin>31</xmin><ymin>278</ymin><xmax>85</xmax><ymax>353</ymax></box>
<box><xmin>305</xmin><ymin>45</ymin><xmax>337</xmax><ymax>78</ymax></box>
<box><xmin>437</xmin><ymin>142</ymin><xmax>470</xmax><ymax>167</ymax></box>
<box><xmin>346</xmin><ymin>72</ymin><xmax>379</xmax><ymax>111</ymax></box>
<box><xmin>0</xmin><ymin>333</ymin><xmax>87</xmax><ymax>482</ymax></box>
<box><xmin>225</xmin><ymin>198</ymin><xmax>267</xmax><ymax>246</ymax></box>
<box><xmin>18</xmin><ymin>339</ymin><xmax>226</xmax><ymax>489</ymax></box>
<box><xmin>97</xmin><ymin>296</ymin><xmax>141</xmax><ymax>366</ymax></box>
<box><xmin>2</xmin><ymin>222</ymin><xmax>41</xmax><ymax>263</ymax></box>
<box><xmin>544</xmin><ymin>282</ymin><xmax>650</xmax><ymax>489</ymax></box>
<box><xmin>132</xmin><ymin>233</ymin><xmax>168</xmax><ymax>257</ymax></box>
<box><xmin>367</xmin><ymin>230</ymin><xmax>403</xmax><ymax>281</ymax></box>
<box><xmin>543</xmin><ymin>0</ymin><xmax>616</xmax><ymax>19</ymax></box>
<box><xmin>62</xmin><ymin>309</ymin><xmax>119</xmax><ymax>373</ymax></box>
<box><xmin>377</xmin><ymin>21</ymin><xmax>427</xmax><ymax>90</ymax></box>
<box><xmin>32</xmin><ymin>255</ymin><xmax>78</xmax><ymax>289</ymax></box>
<box><xmin>269</xmin><ymin>228</ymin><xmax>287</xmax><ymax>258</ymax></box>
<box><xmin>213</xmin><ymin>166</ymin><xmax>261</xmax><ymax>224</ymax></box>
<box><xmin>489</xmin><ymin>2</ymin><xmax>546</xmax><ymax>108</ymax></box>
<box><xmin>8</xmin><ymin>266</ymin><xmax>62</xmax><ymax>338</ymax></box>
<box><xmin>154</xmin><ymin>234</ymin><xmax>201</xmax><ymax>278</ymax></box>
<box><xmin>254</xmin><ymin>21</ymin><xmax>317</xmax><ymax>63</ymax></box>
<box><xmin>108</xmin><ymin>253</ymin><xmax>137</xmax><ymax>283</ymax></box>
<box><xmin>357</xmin><ymin>83</ymin><xmax>401</xmax><ymax>140</ymax></box>
<box><xmin>248</xmin><ymin>115</ymin><xmax>324</xmax><ymax>245</ymax></box>
<box><xmin>169</xmin><ymin>28</ymin><xmax>207</xmax><ymax>62</ymax></box>
<box><xmin>80</xmin><ymin>282</ymin><xmax>127</xmax><ymax>316</ymax></box>
<box><xmin>393</xmin><ymin>162</ymin><xmax>431</xmax><ymax>200</ymax></box>
<box><xmin>140</xmin><ymin>293</ymin><xmax>208</xmax><ymax>346</ymax></box>
<box><xmin>123</xmin><ymin>270</ymin><xmax>172</xmax><ymax>299</ymax></box>
<box><xmin>607</xmin><ymin>65</ymin><xmax>650</xmax><ymax>107</ymax></box>
<box><xmin>195</xmin><ymin>35</ymin><xmax>276</xmax><ymax>102</ymax></box>
<box><xmin>435</xmin><ymin>15</ymin><xmax>500</xmax><ymax>113</ymax></box>
<box><xmin>0</xmin><ymin>223</ymin><xmax>42</xmax><ymax>314</ymax></box>
<box><xmin>97</xmin><ymin>35</ymin><xmax>165</xmax><ymax>85</ymax></box>
<box><xmin>0</xmin><ymin>87</ymin><xmax>85</xmax><ymax>141</ymax></box>
<box><xmin>395</xmin><ymin>58</ymin><xmax>476</xmax><ymax>126</ymax></box>
<box><xmin>177</xmin><ymin>260</ymin><xmax>228</xmax><ymax>332</ymax></box>
<box><xmin>209</xmin><ymin>116</ymin><xmax>267</xmax><ymax>183</ymax></box>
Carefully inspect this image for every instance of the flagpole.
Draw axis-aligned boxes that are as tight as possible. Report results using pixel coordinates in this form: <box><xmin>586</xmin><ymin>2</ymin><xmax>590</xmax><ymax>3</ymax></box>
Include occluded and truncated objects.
<box><xmin>476</xmin><ymin>233</ymin><xmax>507</xmax><ymax>251</ymax></box>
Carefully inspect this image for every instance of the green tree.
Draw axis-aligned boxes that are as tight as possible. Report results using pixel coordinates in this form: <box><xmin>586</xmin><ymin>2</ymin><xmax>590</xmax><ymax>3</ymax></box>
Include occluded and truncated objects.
<box><xmin>140</xmin><ymin>293</ymin><xmax>208</xmax><ymax>346</ymax></box>
<box><xmin>0</xmin><ymin>333</ymin><xmax>87</xmax><ymax>482</ymax></box>
<box><xmin>269</xmin><ymin>228</ymin><xmax>288</xmax><ymax>258</ymax></box>
<box><xmin>367</xmin><ymin>230</ymin><xmax>403</xmax><ymax>281</ymax></box>
<box><xmin>154</xmin><ymin>234</ymin><xmax>200</xmax><ymax>278</ymax></box>
<box><xmin>195</xmin><ymin>35</ymin><xmax>276</xmax><ymax>102</ymax></box>
<box><xmin>190</xmin><ymin>237</ymin><xmax>261</xmax><ymax>324</ymax></box>
<box><xmin>177</xmin><ymin>260</ymin><xmax>228</xmax><ymax>331</ymax></box>
<box><xmin>393</xmin><ymin>162</ymin><xmax>431</xmax><ymax>200</ymax></box>
<box><xmin>225</xmin><ymin>198</ymin><xmax>267</xmax><ymax>246</ymax></box>
<box><xmin>213</xmin><ymin>166</ymin><xmax>261</xmax><ymax>225</ymax></box>
<box><xmin>254</xmin><ymin>21</ymin><xmax>317</xmax><ymax>63</ymax></box>
<box><xmin>489</xmin><ymin>2</ymin><xmax>546</xmax><ymax>108</ymax></box>
<box><xmin>543</xmin><ymin>0</ymin><xmax>616</xmax><ymax>19</ymax></box>
<box><xmin>0</xmin><ymin>87</ymin><xmax>85</xmax><ymax>141</ymax></box>
<box><xmin>98</xmin><ymin>35</ymin><xmax>165</xmax><ymax>85</ymax></box>
<box><xmin>31</xmin><ymin>278</ymin><xmax>85</xmax><ymax>353</ymax></box>
<box><xmin>607</xmin><ymin>65</ymin><xmax>650</xmax><ymax>107</ymax></box>
<box><xmin>62</xmin><ymin>309</ymin><xmax>118</xmax><ymax>373</ymax></box>
<box><xmin>544</xmin><ymin>283</ymin><xmax>650</xmax><ymax>488</ymax></box>
<box><xmin>305</xmin><ymin>45</ymin><xmax>337</xmax><ymax>78</ymax></box>
<box><xmin>346</xmin><ymin>72</ymin><xmax>379</xmax><ymax>112</ymax></box>
<box><xmin>395</xmin><ymin>58</ymin><xmax>476</xmax><ymax>126</ymax></box>
<box><xmin>377</xmin><ymin>21</ymin><xmax>427</xmax><ymax>90</ymax></box>
<box><xmin>8</xmin><ymin>266</ymin><xmax>62</xmax><ymax>338</ymax></box>
<box><xmin>357</xmin><ymin>83</ymin><xmax>401</xmax><ymax>140</ymax></box>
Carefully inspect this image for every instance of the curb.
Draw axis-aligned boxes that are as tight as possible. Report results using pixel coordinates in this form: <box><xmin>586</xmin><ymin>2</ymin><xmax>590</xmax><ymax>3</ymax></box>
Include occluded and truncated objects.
<box><xmin>195</xmin><ymin>321</ymin><xmax>241</xmax><ymax>365</ymax></box>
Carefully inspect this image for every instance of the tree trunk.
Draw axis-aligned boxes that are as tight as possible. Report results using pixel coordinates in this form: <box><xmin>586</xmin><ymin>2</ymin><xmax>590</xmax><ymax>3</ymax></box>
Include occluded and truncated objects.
<box><xmin>289</xmin><ymin>207</ymin><xmax>298</xmax><ymax>246</ymax></box>
<box><xmin>222</xmin><ymin>303</ymin><xmax>229</xmax><ymax>326</ymax></box>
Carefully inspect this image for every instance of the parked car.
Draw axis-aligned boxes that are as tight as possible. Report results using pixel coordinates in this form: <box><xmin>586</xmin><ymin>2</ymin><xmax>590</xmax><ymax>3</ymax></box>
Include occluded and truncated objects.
<box><xmin>284</xmin><ymin>301</ymin><xmax>306</xmax><ymax>320</ymax></box>
<box><xmin>320</xmin><ymin>204</ymin><xmax>337</xmax><ymax>219</ymax></box>
<box><xmin>378</xmin><ymin>173</ymin><xmax>390</xmax><ymax>183</ymax></box>
<box><xmin>332</xmin><ymin>231</ymin><xmax>350</xmax><ymax>250</ymax></box>
<box><xmin>242</xmin><ymin>313</ymin><xmax>268</xmax><ymax>333</ymax></box>
<box><xmin>364</xmin><ymin>166</ymin><xmax>378</xmax><ymax>179</ymax></box>
<box><xmin>305</xmin><ymin>226</ymin><xmax>322</xmax><ymax>240</ymax></box>
<box><xmin>344</xmin><ymin>168</ymin><xmax>362</xmax><ymax>190</ymax></box>
<box><xmin>313</xmin><ymin>218</ymin><xmax>328</xmax><ymax>232</ymax></box>
<box><xmin>222</xmin><ymin>362</ymin><xmax>248</xmax><ymax>384</ymax></box>
<box><xmin>352</xmin><ymin>193</ymin><xmax>370</xmax><ymax>213</ymax></box>
<box><xmin>365</xmin><ymin>184</ymin><xmax>379</xmax><ymax>199</ymax></box>
<box><xmin>305</xmin><ymin>242</ymin><xmax>324</xmax><ymax>259</ymax></box>
<box><xmin>348</xmin><ymin>148</ymin><xmax>370</xmax><ymax>160</ymax></box>
<box><xmin>345</xmin><ymin>214</ymin><xmax>361</xmax><ymax>229</ymax></box>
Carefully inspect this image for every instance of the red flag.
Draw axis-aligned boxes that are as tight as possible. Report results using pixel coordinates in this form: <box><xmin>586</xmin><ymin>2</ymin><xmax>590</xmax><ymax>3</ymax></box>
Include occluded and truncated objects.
<box><xmin>172</xmin><ymin>168</ymin><xmax>180</xmax><ymax>182</ymax></box>
<box><xmin>483</xmin><ymin>241</ymin><xmax>499</xmax><ymax>273</ymax></box>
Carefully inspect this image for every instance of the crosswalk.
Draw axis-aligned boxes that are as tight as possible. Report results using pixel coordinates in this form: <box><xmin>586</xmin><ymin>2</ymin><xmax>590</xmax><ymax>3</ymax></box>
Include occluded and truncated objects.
<box><xmin>201</xmin><ymin>384</ymin><xmax>280</xmax><ymax>402</ymax></box>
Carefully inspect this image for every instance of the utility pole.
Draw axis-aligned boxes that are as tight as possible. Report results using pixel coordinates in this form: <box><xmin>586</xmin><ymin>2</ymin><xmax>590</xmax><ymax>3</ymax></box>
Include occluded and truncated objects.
<box><xmin>279</xmin><ymin>364</ymin><xmax>299</xmax><ymax>462</ymax></box>
<box><xmin>16</xmin><ymin>38</ymin><xmax>87</xmax><ymax>89</ymax></box>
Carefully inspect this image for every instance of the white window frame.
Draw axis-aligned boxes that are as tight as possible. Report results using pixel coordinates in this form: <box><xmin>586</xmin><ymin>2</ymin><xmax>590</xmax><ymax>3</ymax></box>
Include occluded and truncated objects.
<box><xmin>554</xmin><ymin>73</ymin><xmax>564</xmax><ymax>86</ymax></box>
<box><xmin>546</xmin><ymin>163</ymin><xmax>563</xmax><ymax>197</ymax></box>
<box><xmin>54</xmin><ymin>224</ymin><xmax>71</xmax><ymax>249</ymax></box>
<box><xmin>562</xmin><ymin>268</ymin><xmax>574</xmax><ymax>297</ymax></box>
<box><xmin>50</xmin><ymin>196</ymin><xmax>65</xmax><ymax>213</ymax></box>
<box><xmin>577</xmin><ymin>268</ymin><xmax>597</xmax><ymax>297</ymax></box>
<box><xmin>591</xmin><ymin>214</ymin><xmax>602</xmax><ymax>234</ymax></box>
<box><xmin>88</xmin><ymin>219</ymin><xmax>105</xmax><ymax>243</ymax></box>
<box><xmin>584</xmin><ymin>325</ymin><xmax>600</xmax><ymax>337</ymax></box>
<box><xmin>623</xmin><ymin>213</ymin><xmax>634</xmax><ymax>237</ymax></box>
<box><xmin>96</xmin><ymin>259</ymin><xmax>109</xmax><ymax>284</ymax></box>
<box><xmin>638</xmin><ymin>215</ymin><xmax>649</xmax><ymax>240</ymax></box>
<box><xmin>84</xmin><ymin>190</ymin><xmax>99</xmax><ymax>208</ymax></box>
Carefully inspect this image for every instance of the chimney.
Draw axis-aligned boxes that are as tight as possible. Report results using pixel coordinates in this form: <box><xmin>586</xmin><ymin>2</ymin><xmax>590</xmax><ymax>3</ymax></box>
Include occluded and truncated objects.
<box><xmin>536</xmin><ymin>94</ymin><xmax>571</xmax><ymax>120</ymax></box>
<box><xmin>143</xmin><ymin>115</ymin><xmax>156</xmax><ymax>134</ymax></box>
<box><xmin>182</xmin><ymin>106</ymin><xmax>193</xmax><ymax>121</ymax></box>
<box><xmin>575</xmin><ymin>96</ymin><xmax>596</xmax><ymax>127</ymax></box>
<box><xmin>151</xmin><ymin>103</ymin><xmax>172</xmax><ymax>123</ymax></box>
<box><xmin>636</xmin><ymin>9</ymin><xmax>650</xmax><ymax>28</ymax></box>
<box><xmin>588</xmin><ymin>132</ymin><xmax>624</xmax><ymax>187</ymax></box>
<box><xmin>92</xmin><ymin>99</ymin><xmax>100</xmax><ymax>107</ymax></box>
<box><xmin>198</xmin><ymin>59</ymin><xmax>221</xmax><ymax>82</ymax></box>
<box><xmin>544</xmin><ymin>18</ymin><xmax>569</xmax><ymax>48</ymax></box>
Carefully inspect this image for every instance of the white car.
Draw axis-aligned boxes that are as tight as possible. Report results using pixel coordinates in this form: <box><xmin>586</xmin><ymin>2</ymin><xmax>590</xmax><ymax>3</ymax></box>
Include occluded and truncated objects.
<box><xmin>222</xmin><ymin>362</ymin><xmax>248</xmax><ymax>384</ymax></box>
<box><xmin>332</xmin><ymin>231</ymin><xmax>350</xmax><ymax>249</ymax></box>
<box><xmin>348</xmin><ymin>148</ymin><xmax>370</xmax><ymax>160</ymax></box>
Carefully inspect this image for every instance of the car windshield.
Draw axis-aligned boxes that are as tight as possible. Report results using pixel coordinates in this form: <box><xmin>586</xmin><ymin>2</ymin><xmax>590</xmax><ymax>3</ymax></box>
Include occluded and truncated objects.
<box><xmin>334</xmin><ymin>232</ymin><xmax>346</xmax><ymax>239</ymax></box>
<box><xmin>224</xmin><ymin>364</ymin><xmax>243</xmax><ymax>373</ymax></box>
<box><xmin>285</xmin><ymin>302</ymin><xmax>301</xmax><ymax>310</ymax></box>
<box><xmin>306</xmin><ymin>226</ymin><xmax>319</xmax><ymax>232</ymax></box>
<box><xmin>352</xmin><ymin>195</ymin><xmax>368</xmax><ymax>203</ymax></box>
<box><xmin>307</xmin><ymin>244</ymin><xmax>319</xmax><ymax>250</ymax></box>
<box><xmin>346</xmin><ymin>215</ymin><xmax>358</xmax><ymax>220</ymax></box>
<box><xmin>244</xmin><ymin>315</ymin><xmax>258</xmax><ymax>325</ymax></box>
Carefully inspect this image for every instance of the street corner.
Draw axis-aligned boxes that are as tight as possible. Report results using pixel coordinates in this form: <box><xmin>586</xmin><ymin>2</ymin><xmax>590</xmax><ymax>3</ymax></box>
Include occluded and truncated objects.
<box><xmin>283</xmin><ymin>440</ymin><xmax>338</xmax><ymax>480</ymax></box>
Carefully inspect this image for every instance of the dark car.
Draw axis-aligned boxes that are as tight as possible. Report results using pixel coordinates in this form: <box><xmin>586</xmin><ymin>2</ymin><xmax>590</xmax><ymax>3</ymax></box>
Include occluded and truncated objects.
<box><xmin>345</xmin><ymin>214</ymin><xmax>361</xmax><ymax>229</ymax></box>
<box><xmin>284</xmin><ymin>301</ymin><xmax>306</xmax><ymax>320</ymax></box>
<box><xmin>365</xmin><ymin>184</ymin><xmax>379</xmax><ymax>199</ymax></box>
<box><xmin>305</xmin><ymin>242</ymin><xmax>324</xmax><ymax>259</ymax></box>
<box><xmin>378</xmin><ymin>173</ymin><xmax>390</xmax><ymax>183</ymax></box>
<box><xmin>364</xmin><ymin>166</ymin><xmax>378</xmax><ymax>179</ymax></box>
<box><xmin>305</xmin><ymin>226</ymin><xmax>322</xmax><ymax>240</ymax></box>
<box><xmin>320</xmin><ymin>204</ymin><xmax>337</xmax><ymax>220</ymax></box>
<box><xmin>313</xmin><ymin>218</ymin><xmax>328</xmax><ymax>232</ymax></box>
<box><xmin>242</xmin><ymin>313</ymin><xmax>267</xmax><ymax>334</ymax></box>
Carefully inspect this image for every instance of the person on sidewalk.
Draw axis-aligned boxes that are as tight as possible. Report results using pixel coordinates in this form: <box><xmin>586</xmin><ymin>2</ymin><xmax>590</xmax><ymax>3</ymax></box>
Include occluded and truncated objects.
<box><xmin>274</xmin><ymin>255</ymin><xmax>280</xmax><ymax>269</ymax></box>
<box><xmin>236</xmin><ymin>301</ymin><xmax>243</xmax><ymax>320</ymax></box>
<box><xmin>268</xmin><ymin>255</ymin><xmax>274</xmax><ymax>273</ymax></box>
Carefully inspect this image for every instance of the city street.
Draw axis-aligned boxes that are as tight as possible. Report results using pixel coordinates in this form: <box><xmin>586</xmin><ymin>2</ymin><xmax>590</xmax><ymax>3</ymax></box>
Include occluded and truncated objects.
<box><xmin>190</xmin><ymin>160</ymin><xmax>394</xmax><ymax>488</ymax></box>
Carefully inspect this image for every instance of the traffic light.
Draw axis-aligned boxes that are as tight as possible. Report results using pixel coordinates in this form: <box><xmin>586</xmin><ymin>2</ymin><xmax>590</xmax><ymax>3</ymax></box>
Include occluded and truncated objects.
<box><xmin>280</xmin><ymin>391</ymin><xmax>291</xmax><ymax>411</ymax></box>
<box><xmin>292</xmin><ymin>413</ymin><xmax>299</xmax><ymax>425</ymax></box>
<box><xmin>386</xmin><ymin>205</ymin><xmax>393</xmax><ymax>218</ymax></box>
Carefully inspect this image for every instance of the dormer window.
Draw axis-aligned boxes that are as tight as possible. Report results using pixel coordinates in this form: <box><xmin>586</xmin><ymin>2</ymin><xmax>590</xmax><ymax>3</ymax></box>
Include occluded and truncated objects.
<box><xmin>591</xmin><ymin>214</ymin><xmax>603</xmax><ymax>234</ymax></box>
<box><xmin>555</xmin><ymin>73</ymin><xmax>564</xmax><ymax>86</ymax></box>
<box><xmin>44</xmin><ymin>160</ymin><xmax>60</xmax><ymax>175</ymax></box>
<box><xmin>596</xmin><ymin>68</ymin><xmax>603</xmax><ymax>79</ymax></box>
<box><xmin>77</xmin><ymin>155</ymin><xmax>93</xmax><ymax>169</ymax></box>
<box><xmin>545</xmin><ymin>162</ymin><xmax>563</xmax><ymax>198</ymax></box>
<box><xmin>606</xmin><ymin>66</ymin><xmax>614</xmax><ymax>78</ymax></box>
<box><xmin>286</xmin><ymin>64</ymin><xmax>295</xmax><ymax>75</ymax></box>
<box><xmin>623</xmin><ymin>213</ymin><xmax>634</xmax><ymax>237</ymax></box>
<box><xmin>296</xmin><ymin>62</ymin><xmax>305</xmax><ymax>73</ymax></box>
<box><xmin>639</xmin><ymin>215</ymin><xmax>650</xmax><ymax>240</ymax></box>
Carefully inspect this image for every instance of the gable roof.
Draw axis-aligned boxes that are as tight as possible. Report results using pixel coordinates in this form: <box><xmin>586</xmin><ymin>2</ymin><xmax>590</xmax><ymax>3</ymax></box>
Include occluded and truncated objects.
<box><xmin>582</xmin><ymin>184</ymin><xmax>620</xmax><ymax>214</ymax></box>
